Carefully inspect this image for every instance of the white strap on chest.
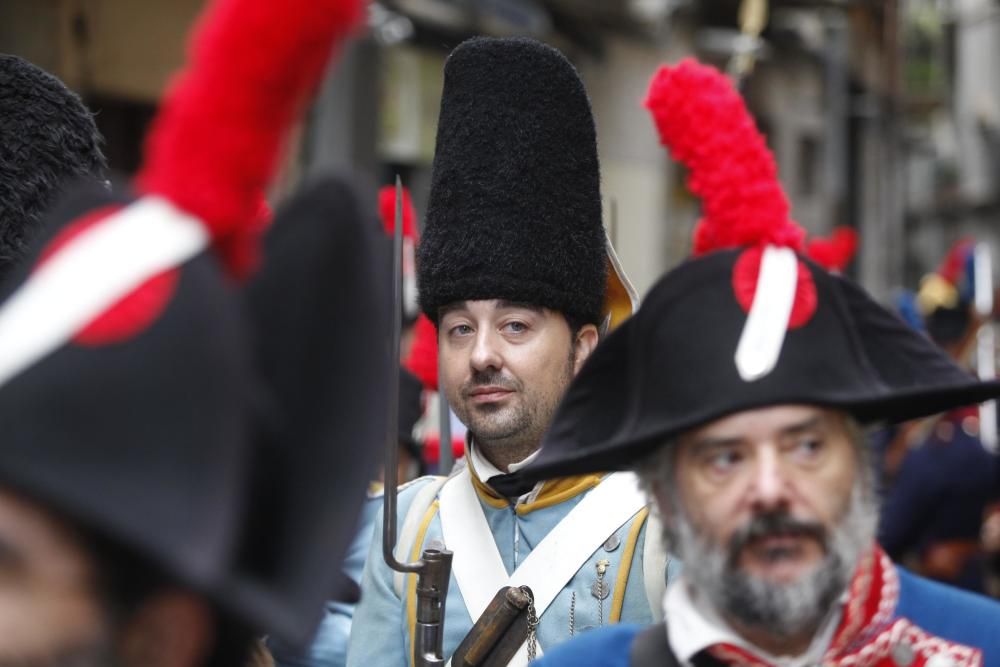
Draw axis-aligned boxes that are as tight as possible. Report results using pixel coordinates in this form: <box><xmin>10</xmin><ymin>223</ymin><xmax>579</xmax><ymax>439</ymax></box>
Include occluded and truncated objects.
<box><xmin>438</xmin><ymin>468</ymin><xmax>647</xmax><ymax>665</ymax></box>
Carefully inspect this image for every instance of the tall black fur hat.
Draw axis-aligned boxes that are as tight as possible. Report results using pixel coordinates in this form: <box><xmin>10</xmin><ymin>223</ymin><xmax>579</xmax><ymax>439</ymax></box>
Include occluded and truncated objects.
<box><xmin>417</xmin><ymin>37</ymin><xmax>607</xmax><ymax>326</ymax></box>
<box><xmin>0</xmin><ymin>55</ymin><xmax>106</xmax><ymax>280</ymax></box>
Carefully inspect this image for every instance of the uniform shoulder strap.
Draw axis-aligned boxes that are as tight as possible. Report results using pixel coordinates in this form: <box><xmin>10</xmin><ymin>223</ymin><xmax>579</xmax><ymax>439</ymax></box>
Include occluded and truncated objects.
<box><xmin>392</xmin><ymin>474</ymin><xmax>449</xmax><ymax>598</ymax></box>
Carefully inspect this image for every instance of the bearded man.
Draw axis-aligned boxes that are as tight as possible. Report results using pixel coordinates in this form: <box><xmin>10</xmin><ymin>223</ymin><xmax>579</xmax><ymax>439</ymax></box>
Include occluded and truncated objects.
<box><xmin>523</xmin><ymin>59</ymin><xmax>1000</xmax><ymax>667</ymax></box>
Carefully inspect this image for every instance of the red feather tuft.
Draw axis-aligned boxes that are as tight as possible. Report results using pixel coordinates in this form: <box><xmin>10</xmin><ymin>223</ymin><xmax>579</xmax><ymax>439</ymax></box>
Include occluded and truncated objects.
<box><xmin>137</xmin><ymin>0</ymin><xmax>363</xmax><ymax>279</ymax></box>
<box><xmin>805</xmin><ymin>226</ymin><xmax>859</xmax><ymax>273</ymax></box>
<box><xmin>644</xmin><ymin>59</ymin><xmax>805</xmax><ymax>255</ymax></box>
<box><xmin>378</xmin><ymin>185</ymin><xmax>419</xmax><ymax>240</ymax></box>
<box><xmin>937</xmin><ymin>238</ymin><xmax>974</xmax><ymax>286</ymax></box>
<box><xmin>405</xmin><ymin>315</ymin><xmax>438</xmax><ymax>391</ymax></box>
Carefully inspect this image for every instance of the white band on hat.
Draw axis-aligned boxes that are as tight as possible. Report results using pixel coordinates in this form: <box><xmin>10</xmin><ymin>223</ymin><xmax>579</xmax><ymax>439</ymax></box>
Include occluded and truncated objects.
<box><xmin>734</xmin><ymin>245</ymin><xmax>798</xmax><ymax>382</ymax></box>
<box><xmin>0</xmin><ymin>196</ymin><xmax>208</xmax><ymax>387</ymax></box>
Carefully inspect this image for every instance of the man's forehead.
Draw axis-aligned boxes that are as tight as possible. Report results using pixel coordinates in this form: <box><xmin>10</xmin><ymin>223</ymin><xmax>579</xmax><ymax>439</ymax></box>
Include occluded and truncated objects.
<box><xmin>439</xmin><ymin>299</ymin><xmax>546</xmax><ymax>318</ymax></box>
<box><xmin>681</xmin><ymin>405</ymin><xmax>843</xmax><ymax>445</ymax></box>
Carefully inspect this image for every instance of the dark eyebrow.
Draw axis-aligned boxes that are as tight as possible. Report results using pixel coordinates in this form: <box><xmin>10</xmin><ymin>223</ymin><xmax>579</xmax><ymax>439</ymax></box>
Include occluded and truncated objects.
<box><xmin>689</xmin><ymin>435</ymin><xmax>744</xmax><ymax>452</ymax></box>
<box><xmin>780</xmin><ymin>415</ymin><xmax>823</xmax><ymax>437</ymax></box>
<box><xmin>688</xmin><ymin>415</ymin><xmax>824</xmax><ymax>452</ymax></box>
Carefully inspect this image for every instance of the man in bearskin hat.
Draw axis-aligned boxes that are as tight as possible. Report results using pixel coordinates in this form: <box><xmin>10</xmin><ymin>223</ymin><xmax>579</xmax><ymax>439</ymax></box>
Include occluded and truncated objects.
<box><xmin>348</xmin><ymin>37</ymin><xmax>666</xmax><ymax>667</ymax></box>
<box><xmin>0</xmin><ymin>0</ymin><xmax>383</xmax><ymax>664</ymax></box>
<box><xmin>0</xmin><ymin>54</ymin><xmax>107</xmax><ymax>280</ymax></box>
<box><xmin>524</xmin><ymin>60</ymin><xmax>1000</xmax><ymax>667</ymax></box>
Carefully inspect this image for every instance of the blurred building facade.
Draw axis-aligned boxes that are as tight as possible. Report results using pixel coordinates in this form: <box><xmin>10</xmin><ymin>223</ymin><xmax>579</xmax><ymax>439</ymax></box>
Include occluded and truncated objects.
<box><xmin>2</xmin><ymin>0</ymin><xmax>998</xmax><ymax>298</ymax></box>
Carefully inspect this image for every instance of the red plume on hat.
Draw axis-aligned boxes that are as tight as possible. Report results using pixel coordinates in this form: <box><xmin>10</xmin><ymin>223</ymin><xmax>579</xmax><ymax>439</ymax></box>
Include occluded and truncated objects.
<box><xmin>406</xmin><ymin>315</ymin><xmax>439</xmax><ymax>390</ymax></box>
<box><xmin>378</xmin><ymin>185</ymin><xmax>419</xmax><ymax>240</ymax></box>
<box><xmin>137</xmin><ymin>0</ymin><xmax>363</xmax><ymax>280</ymax></box>
<box><xmin>7</xmin><ymin>0</ymin><xmax>365</xmax><ymax>357</ymax></box>
<box><xmin>806</xmin><ymin>226</ymin><xmax>859</xmax><ymax>273</ymax></box>
<box><xmin>644</xmin><ymin>59</ymin><xmax>820</xmax><ymax>342</ymax></box>
<box><xmin>645</xmin><ymin>59</ymin><xmax>804</xmax><ymax>256</ymax></box>
<box><xmin>377</xmin><ymin>184</ymin><xmax>440</xmax><ymax>390</ymax></box>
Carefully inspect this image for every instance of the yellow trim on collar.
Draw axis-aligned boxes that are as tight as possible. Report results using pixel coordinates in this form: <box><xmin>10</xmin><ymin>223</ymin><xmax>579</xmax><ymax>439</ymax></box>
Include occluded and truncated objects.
<box><xmin>517</xmin><ymin>474</ymin><xmax>604</xmax><ymax>515</ymax></box>
<box><xmin>407</xmin><ymin>499</ymin><xmax>440</xmax><ymax>665</ymax></box>
<box><xmin>468</xmin><ymin>469</ymin><xmax>510</xmax><ymax>509</ymax></box>
<box><xmin>609</xmin><ymin>506</ymin><xmax>649</xmax><ymax>623</ymax></box>
<box><xmin>467</xmin><ymin>465</ymin><xmax>605</xmax><ymax>516</ymax></box>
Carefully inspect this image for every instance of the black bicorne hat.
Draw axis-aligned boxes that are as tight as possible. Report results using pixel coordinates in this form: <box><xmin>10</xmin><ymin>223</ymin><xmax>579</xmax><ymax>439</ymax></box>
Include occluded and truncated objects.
<box><xmin>522</xmin><ymin>59</ymin><xmax>1000</xmax><ymax>482</ymax></box>
<box><xmin>0</xmin><ymin>172</ymin><xmax>388</xmax><ymax>646</ymax></box>
<box><xmin>417</xmin><ymin>37</ymin><xmax>608</xmax><ymax>327</ymax></box>
<box><xmin>524</xmin><ymin>249</ymin><xmax>1000</xmax><ymax>480</ymax></box>
<box><xmin>0</xmin><ymin>55</ymin><xmax>107</xmax><ymax>280</ymax></box>
<box><xmin>0</xmin><ymin>0</ymin><xmax>372</xmax><ymax>649</ymax></box>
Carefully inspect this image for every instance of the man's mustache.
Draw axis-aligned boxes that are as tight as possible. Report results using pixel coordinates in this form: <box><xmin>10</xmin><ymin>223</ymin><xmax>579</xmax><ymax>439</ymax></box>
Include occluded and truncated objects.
<box><xmin>726</xmin><ymin>511</ymin><xmax>827</xmax><ymax>565</ymax></box>
<box><xmin>461</xmin><ymin>370</ymin><xmax>519</xmax><ymax>396</ymax></box>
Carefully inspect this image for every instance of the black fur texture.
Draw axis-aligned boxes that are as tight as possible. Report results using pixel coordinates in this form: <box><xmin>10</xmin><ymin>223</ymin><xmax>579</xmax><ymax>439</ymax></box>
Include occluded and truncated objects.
<box><xmin>0</xmin><ymin>55</ymin><xmax>106</xmax><ymax>280</ymax></box>
<box><xmin>417</xmin><ymin>37</ymin><xmax>607</xmax><ymax>326</ymax></box>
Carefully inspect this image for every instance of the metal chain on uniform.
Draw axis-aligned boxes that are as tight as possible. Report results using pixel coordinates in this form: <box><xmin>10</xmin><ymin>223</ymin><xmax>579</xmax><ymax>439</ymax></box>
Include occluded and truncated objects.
<box><xmin>595</xmin><ymin>559</ymin><xmax>610</xmax><ymax>627</ymax></box>
<box><xmin>521</xmin><ymin>585</ymin><xmax>539</xmax><ymax>661</ymax></box>
<box><xmin>568</xmin><ymin>591</ymin><xmax>576</xmax><ymax>636</ymax></box>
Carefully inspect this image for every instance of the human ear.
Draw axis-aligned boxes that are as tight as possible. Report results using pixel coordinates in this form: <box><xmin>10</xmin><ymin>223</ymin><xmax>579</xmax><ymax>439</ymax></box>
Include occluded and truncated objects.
<box><xmin>572</xmin><ymin>324</ymin><xmax>600</xmax><ymax>374</ymax></box>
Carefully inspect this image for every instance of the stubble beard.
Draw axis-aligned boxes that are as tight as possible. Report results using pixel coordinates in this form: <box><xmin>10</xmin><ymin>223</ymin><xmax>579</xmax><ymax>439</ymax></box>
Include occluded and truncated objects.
<box><xmin>452</xmin><ymin>349</ymin><xmax>576</xmax><ymax>464</ymax></box>
<box><xmin>668</xmin><ymin>481</ymin><xmax>878</xmax><ymax>643</ymax></box>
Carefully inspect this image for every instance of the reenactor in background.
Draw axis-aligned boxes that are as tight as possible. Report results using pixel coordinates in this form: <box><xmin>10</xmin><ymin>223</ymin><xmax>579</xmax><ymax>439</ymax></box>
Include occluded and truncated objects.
<box><xmin>880</xmin><ymin>240</ymin><xmax>1000</xmax><ymax>593</ymax></box>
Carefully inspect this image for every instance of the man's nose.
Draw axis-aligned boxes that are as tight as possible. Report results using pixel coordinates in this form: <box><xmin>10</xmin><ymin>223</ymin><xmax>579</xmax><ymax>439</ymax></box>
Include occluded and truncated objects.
<box><xmin>470</xmin><ymin>329</ymin><xmax>502</xmax><ymax>372</ymax></box>
<box><xmin>747</xmin><ymin>446</ymin><xmax>791</xmax><ymax>512</ymax></box>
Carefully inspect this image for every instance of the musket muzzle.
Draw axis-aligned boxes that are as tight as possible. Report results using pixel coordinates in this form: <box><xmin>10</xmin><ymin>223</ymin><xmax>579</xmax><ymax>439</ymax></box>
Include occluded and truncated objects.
<box><xmin>414</xmin><ymin>548</ymin><xmax>454</xmax><ymax>667</ymax></box>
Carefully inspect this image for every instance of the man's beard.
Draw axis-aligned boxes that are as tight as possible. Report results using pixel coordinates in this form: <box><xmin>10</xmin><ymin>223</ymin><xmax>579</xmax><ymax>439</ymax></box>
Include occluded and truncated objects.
<box><xmin>669</xmin><ymin>481</ymin><xmax>877</xmax><ymax>641</ymax></box>
<box><xmin>456</xmin><ymin>369</ymin><xmax>533</xmax><ymax>442</ymax></box>
<box><xmin>453</xmin><ymin>349</ymin><xmax>575</xmax><ymax>451</ymax></box>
